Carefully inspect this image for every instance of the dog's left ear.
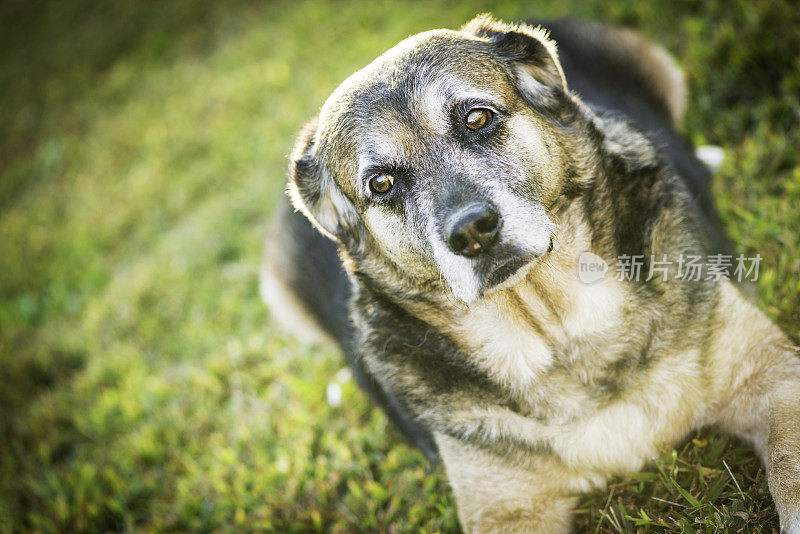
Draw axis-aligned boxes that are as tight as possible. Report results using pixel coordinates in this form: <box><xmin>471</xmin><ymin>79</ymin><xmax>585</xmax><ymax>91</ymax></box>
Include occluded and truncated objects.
<box><xmin>462</xmin><ymin>15</ymin><xmax>568</xmax><ymax>103</ymax></box>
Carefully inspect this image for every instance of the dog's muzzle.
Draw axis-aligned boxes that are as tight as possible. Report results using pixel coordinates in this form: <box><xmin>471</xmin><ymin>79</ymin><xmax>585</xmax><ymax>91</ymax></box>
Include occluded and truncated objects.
<box><xmin>445</xmin><ymin>202</ymin><xmax>501</xmax><ymax>257</ymax></box>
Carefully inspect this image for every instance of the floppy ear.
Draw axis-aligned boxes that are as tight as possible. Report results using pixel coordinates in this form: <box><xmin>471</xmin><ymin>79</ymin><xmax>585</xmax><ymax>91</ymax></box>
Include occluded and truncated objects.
<box><xmin>286</xmin><ymin>117</ymin><xmax>358</xmax><ymax>246</ymax></box>
<box><xmin>461</xmin><ymin>14</ymin><xmax>568</xmax><ymax>103</ymax></box>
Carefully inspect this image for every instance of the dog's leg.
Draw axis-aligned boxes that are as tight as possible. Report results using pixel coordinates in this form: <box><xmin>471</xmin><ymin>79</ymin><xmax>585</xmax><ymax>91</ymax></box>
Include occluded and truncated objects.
<box><xmin>435</xmin><ymin>432</ymin><xmax>577</xmax><ymax>534</ymax></box>
<box><xmin>708</xmin><ymin>283</ymin><xmax>800</xmax><ymax>534</ymax></box>
<box><xmin>768</xmin><ymin>395</ymin><xmax>800</xmax><ymax>534</ymax></box>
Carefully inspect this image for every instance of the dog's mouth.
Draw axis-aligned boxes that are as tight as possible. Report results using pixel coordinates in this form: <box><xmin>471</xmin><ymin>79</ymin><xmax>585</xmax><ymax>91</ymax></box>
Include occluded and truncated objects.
<box><xmin>482</xmin><ymin>239</ymin><xmax>554</xmax><ymax>294</ymax></box>
<box><xmin>486</xmin><ymin>257</ymin><xmax>531</xmax><ymax>288</ymax></box>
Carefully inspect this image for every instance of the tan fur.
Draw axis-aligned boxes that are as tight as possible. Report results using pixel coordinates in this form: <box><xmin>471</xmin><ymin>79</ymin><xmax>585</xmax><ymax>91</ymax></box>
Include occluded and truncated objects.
<box><xmin>706</xmin><ymin>284</ymin><xmax>800</xmax><ymax>532</ymax></box>
<box><xmin>432</xmin><ymin>281</ymin><xmax>800</xmax><ymax>533</ymax></box>
<box><xmin>435</xmin><ymin>432</ymin><xmax>577</xmax><ymax>534</ymax></box>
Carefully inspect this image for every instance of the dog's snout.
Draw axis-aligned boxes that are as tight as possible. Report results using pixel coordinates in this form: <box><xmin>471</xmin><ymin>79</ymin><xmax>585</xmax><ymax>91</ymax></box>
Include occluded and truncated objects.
<box><xmin>446</xmin><ymin>203</ymin><xmax>501</xmax><ymax>257</ymax></box>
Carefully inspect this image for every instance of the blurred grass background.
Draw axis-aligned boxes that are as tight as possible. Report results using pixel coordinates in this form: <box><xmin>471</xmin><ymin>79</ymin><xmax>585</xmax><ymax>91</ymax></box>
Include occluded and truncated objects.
<box><xmin>0</xmin><ymin>0</ymin><xmax>798</xmax><ymax>531</ymax></box>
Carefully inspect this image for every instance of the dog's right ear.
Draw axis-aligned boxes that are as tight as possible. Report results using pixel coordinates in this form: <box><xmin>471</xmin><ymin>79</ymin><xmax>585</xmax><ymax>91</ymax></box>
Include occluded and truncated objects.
<box><xmin>286</xmin><ymin>117</ymin><xmax>358</xmax><ymax>246</ymax></box>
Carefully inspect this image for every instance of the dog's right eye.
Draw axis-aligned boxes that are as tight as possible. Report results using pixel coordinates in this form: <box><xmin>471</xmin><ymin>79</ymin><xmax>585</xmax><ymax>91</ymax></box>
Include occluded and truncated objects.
<box><xmin>369</xmin><ymin>174</ymin><xmax>395</xmax><ymax>194</ymax></box>
<box><xmin>465</xmin><ymin>108</ymin><xmax>493</xmax><ymax>131</ymax></box>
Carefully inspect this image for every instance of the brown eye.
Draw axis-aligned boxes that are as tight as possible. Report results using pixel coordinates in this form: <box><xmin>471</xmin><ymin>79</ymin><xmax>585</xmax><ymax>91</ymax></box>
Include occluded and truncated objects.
<box><xmin>369</xmin><ymin>174</ymin><xmax>395</xmax><ymax>194</ymax></box>
<box><xmin>465</xmin><ymin>108</ymin><xmax>493</xmax><ymax>130</ymax></box>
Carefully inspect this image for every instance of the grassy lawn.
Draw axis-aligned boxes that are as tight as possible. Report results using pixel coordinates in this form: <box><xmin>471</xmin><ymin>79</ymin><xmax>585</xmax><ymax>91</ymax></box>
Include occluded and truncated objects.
<box><xmin>1</xmin><ymin>0</ymin><xmax>798</xmax><ymax>531</ymax></box>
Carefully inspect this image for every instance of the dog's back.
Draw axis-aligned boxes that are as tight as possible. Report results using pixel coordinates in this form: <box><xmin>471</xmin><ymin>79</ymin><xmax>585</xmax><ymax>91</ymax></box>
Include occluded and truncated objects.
<box><xmin>260</xmin><ymin>19</ymin><xmax>729</xmax><ymax>460</ymax></box>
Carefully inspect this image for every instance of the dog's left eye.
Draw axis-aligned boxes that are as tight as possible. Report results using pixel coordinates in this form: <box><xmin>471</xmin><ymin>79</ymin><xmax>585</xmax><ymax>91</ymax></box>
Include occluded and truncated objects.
<box><xmin>465</xmin><ymin>108</ymin><xmax>493</xmax><ymax>131</ymax></box>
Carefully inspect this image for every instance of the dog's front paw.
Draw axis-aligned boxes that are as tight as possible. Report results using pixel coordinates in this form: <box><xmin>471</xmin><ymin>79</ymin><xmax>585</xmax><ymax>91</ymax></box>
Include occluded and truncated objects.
<box><xmin>775</xmin><ymin>480</ymin><xmax>800</xmax><ymax>534</ymax></box>
<box><xmin>468</xmin><ymin>505</ymin><xmax>573</xmax><ymax>534</ymax></box>
<box><xmin>780</xmin><ymin>514</ymin><xmax>800</xmax><ymax>534</ymax></box>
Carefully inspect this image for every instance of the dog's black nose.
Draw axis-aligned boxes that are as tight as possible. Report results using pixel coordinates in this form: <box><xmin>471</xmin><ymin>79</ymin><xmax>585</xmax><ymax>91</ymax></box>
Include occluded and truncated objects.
<box><xmin>446</xmin><ymin>203</ymin><xmax>501</xmax><ymax>257</ymax></box>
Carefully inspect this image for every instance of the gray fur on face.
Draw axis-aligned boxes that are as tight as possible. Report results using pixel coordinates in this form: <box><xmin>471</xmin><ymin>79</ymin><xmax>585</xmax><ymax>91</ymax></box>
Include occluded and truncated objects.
<box><xmin>289</xmin><ymin>25</ymin><xmax>569</xmax><ymax>302</ymax></box>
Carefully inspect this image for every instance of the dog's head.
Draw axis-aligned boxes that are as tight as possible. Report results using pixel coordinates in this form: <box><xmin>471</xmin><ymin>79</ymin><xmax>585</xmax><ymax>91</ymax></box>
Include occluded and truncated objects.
<box><xmin>287</xmin><ymin>15</ymin><xmax>588</xmax><ymax>303</ymax></box>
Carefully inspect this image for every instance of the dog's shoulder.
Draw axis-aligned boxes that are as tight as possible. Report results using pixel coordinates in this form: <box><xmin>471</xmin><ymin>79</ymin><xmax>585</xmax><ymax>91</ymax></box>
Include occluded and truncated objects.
<box><xmin>543</xmin><ymin>19</ymin><xmax>733</xmax><ymax>256</ymax></box>
<box><xmin>541</xmin><ymin>19</ymin><xmax>685</xmax><ymax>128</ymax></box>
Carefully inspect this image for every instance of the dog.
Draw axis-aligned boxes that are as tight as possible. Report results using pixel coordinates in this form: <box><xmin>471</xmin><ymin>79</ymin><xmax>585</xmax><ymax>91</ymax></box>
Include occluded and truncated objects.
<box><xmin>260</xmin><ymin>15</ymin><xmax>800</xmax><ymax>533</ymax></box>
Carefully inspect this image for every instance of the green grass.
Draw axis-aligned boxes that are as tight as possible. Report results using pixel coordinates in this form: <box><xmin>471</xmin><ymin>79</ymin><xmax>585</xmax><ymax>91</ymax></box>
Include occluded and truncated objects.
<box><xmin>1</xmin><ymin>0</ymin><xmax>798</xmax><ymax>531</ymax></box>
